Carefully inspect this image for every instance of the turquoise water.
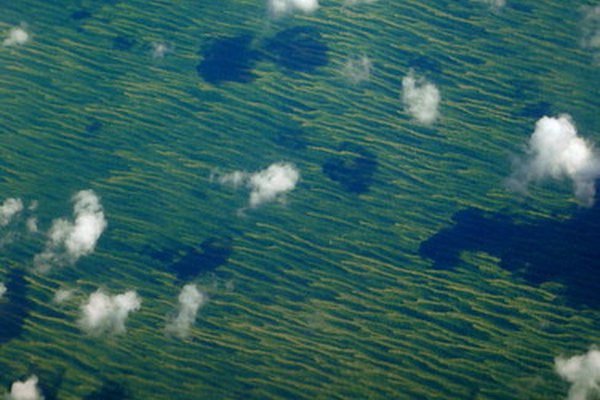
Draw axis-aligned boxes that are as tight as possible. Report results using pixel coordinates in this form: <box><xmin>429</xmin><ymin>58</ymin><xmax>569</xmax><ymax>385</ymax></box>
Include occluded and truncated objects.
<box><xmin>1</xmin><ymin>0</ymin><xmax>599</xmax><ymax>398</ymax></box>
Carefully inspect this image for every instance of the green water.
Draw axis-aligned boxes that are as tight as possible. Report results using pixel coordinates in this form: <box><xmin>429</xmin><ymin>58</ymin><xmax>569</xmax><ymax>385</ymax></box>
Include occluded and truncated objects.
<box><xmin>1</xmin><ymin>0</ymin><xmax>599</xmax><ymax>398</ymax></box>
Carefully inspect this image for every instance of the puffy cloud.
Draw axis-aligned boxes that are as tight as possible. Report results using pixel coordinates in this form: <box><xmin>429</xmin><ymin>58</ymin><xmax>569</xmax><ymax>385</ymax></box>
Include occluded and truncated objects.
<box><xmin>555</xmin><ymin>347</ymin><xmax>600</xmax><ymax>400</ymax></box>
<box><xmin>0</xmin><ymin>198</ymin><xmax>23</xmax><ymax>227</ymax></box>
<box><xmin>401</xmin><ymin>69</ymin><xmax>441</xmax><ymax>125</ymax></box>
<box><xmin>507</xmin><ymin>115</ymin><xmax>600</xmax><ymax>206</ymax></box>
<box><xmin>78</xmin><ymin>289</ymin><xmax>141</xmax><ymax>336</ymax></box>
<box><xmin>2</xmin><ymin>26</ymin><xmax>29</xmax><ymax>47</ymax></box>
<box><xmin>0</xmin><ymin>282</ymin><xmax>6</xmax><ymax>299</ymax></box>
<box><xmin>582</xmin><ymin>5</ymin><xmax>600</xmax><ymax>64</ymax></box>
<box><xmin>151</xmin><ymin>42</ymin><xmax>169</xmax><ymax>59</ymax></box>
<box><xmin>216</xmin><ymin>162</ymin><xmax>300</xmax><ymax>208</ymax></box>
<box><xmin>166</xmin><ymin>284</ymin><xmax>206</xmax><ymax>339</ymax></box>
<box><xmin>53</xmin><ymin>288</ymin><xmax>77</xmax><ymax>304</ymax></box>
<box><xmin>342</xmin><ymin>54</ymin><xmax>372</xmax><ymax>84</ymax></box>
<box><xmin>34</xmin><ymin>190</ymin><xmax>107</xmax><ymax>272</ymax></box>
<box><xmin>6</xmin><ymin>375</ymin><xmax>43</xmax><ymax>400</ymax></box>
<box><xmin>248</xmin><ymin>163</ymin><xmax>300</xmax><ymax>207</ymax></box>
<box><xmin>268</xmin><ymin>0</ymin><xmax>319</xmax><ymax>18</ymax></box>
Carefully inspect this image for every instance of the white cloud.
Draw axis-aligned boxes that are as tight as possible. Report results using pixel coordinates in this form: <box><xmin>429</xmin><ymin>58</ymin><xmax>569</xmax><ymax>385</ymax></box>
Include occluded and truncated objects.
<box><xmin>268</xmin><ymin>0</ymin><xmax>319</xmax><ymax>18</ymax></box>
<box><xmin>216</xmin><ymin>162</ymin><xmax>300</xmax><ymax>208</ymax></box>
<box><xmin>78</xmin><ymin>289</ymin><xmax>141</xmax><ymax>336</ymax></box>
<box><xmin>151</xmin><ymin>42</ymin><xmax>170</xmax><ymax>59</ymax></box>
<box><xmin>0</xmin><ymin>282</ymin><xmax>6</xmax><ymax>299</ymax></box>
<box><xmin>476</xmin><ymin>0</ymin><xmax>506</xmax><ymax>9</ymax></box>
<box><xmin>555</xmin><ymin>347</ymin><xmax>600</xmax><ymax>400</ymax></box>
<box><xmin>6</xmin><ymin>375</ymin><xmax>43</xmax><ymax>400</ymax></box>
<box><xmin>0</xmin><ymin>198</ymin><xmax>23</xmax><ymax>227</ymax></box>
<box><xmin>248</xmin><ymin>163</ymin><xmax>300</xmax><ymax>207</ymax></box>
<box><xmin>401</xmin><ymin>69</ymin><xmax>441</xmax><ymax>125</ymax></box>
<box><xmin>342</xmin><ymin>54</ymin><xmax>372</xmax><ymax>84</ymax></box>
<box><xmin>26</xmin><ymin>217</ymin><xmax>38</xmax><ymax>233</ymax></box>
<box><xmin>217</xmin><ymin>171</ymin><xmax>247</xmax><ymax>188</ymax></box>
<box><xmin>582</xmin><ymin>5</ymin><xmax>600</xmax><ymax>64</ymax></box>
<box><xmin>2</xmin><ymin>26</ymin><xmax>29</xmax><ymax>47</ymax></box>
<box><xmin>34</xmin><ymin>190</ymin><xmax>107</xmax><ymax>272</ymax></box>
<box><xmin>344</xmin><ymin>0</ymin><xmax>377</xmax><ymax>6</ymax></box>
<box><xmin>53</xmin><ymin>288</ymin><xmax>77</xmax><ymax>304</ymax></box>
<box><xmin>166</xmin><ymin>284</ymin><xmax>206</xmax><ymax>339</ymax></box>
<box><xmin>507</xmin><ymin>115</ymin><xmax>600</xmax><ymax>206</ymax></box>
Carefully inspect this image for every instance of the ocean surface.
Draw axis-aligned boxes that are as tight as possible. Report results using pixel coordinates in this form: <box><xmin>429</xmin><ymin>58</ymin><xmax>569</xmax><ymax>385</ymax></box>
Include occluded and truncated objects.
<box><xmin>1</xmin><ymin>0</ymin><xmax>599</xmax><ymax>398</ymax></box>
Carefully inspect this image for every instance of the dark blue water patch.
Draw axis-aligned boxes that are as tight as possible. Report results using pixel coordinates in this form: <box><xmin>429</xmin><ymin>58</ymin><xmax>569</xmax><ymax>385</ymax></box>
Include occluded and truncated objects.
<box><xmin>36</xmin><ymin>367</ymin><xmax>65</xmax><ymax>400</ymax></box>
<box><xmin>85</xmin><ymin>119</ymin><xmax>103</xmax><ymax>135</ymax></box>
<box><xmin>322</xmin><ymin>142</ymin><xmax>378</xmax><ymax>194</ymax></box>
<box><xmin>84</xmin><ymin>380</ymin><xmax>132</xmax><ymax>400</ymax></box>
<box><xmin>70</xmin><ymin>10</ymin><xmax>92</xmax><ymax>20</ymax></box>
<box><xmin>408</xmin><ymin>55</ymin><xmax>443</xmax><ymax>75</ymax></box>
<box><xmin>262</xmin><ymin>27</ymin><xmax>328</xmax><ymax>73</ymax></box>
<box><xmin>271</xmin><ymin>126</ymin><xmax>308</xmax><ymax>150</ymax></box>
<box><xmin>112</xmin><ymin>36</ymin><xmax>136</xmax><ymax>51</ymax></box>
<box><xmin>197</xmin><ymin>35</ymin><xmax>259</xmax><ymax>84</ymax></box>
<box><xmin>511</xmin><ymin>79</ymin><xmax>541</xmax><ymax>101</ymax></box>
<box><xmin>518</xmin><ymin>101</ymin><xmax>554</xmax><ymax>119</ymax></box>
<box><xmin>0</xmin><ymin>268</ymin><xmax>31</xmax><ymax>345</ymax></box>
<box><xmin>152</xmin><ymin>237</ymin><xmax>234</xmax><ymax>280</ymax></box>
<box><xmin>509</xmin><ymin>2</ymin><xmax>533</xmax><ymax>13</ymax></box>
<box><xmin>419</xmin><ymin>204</ymin><xmax>600</xmax><ymax>309</ymax></box>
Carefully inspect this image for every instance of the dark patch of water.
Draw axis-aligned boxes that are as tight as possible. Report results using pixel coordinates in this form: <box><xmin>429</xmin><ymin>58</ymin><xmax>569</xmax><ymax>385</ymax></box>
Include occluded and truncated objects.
<box><xmin>408</xmin><ymin>55</ymin><xmax>443</xmax><ymax>75</ymax></box>
<box><xmin>262</xmin><ymin>27</ymin><xmax>328</xmax><ymax>73</ymax></box>
<box><xmin>419</xmin><ymin>204</ymin><xmax>600</xmax><ymax>308</ymax></box>
<box><xmin>70</xmin><ymin>10</ymin><xmax>92</xmax><ymax>20</ymax></box>
<box><xmin>272</xmin><ymin>126</ymin><xmax>308</xmax><ymax>150</ymax></box>
<box><xmin>84</xmin><ymin>380</ymin><xmax>132</xmax><ymax>400</ymax></box>
<box><xmin>197</xmin><ymin>35</ymin><xmax>259</xmax><ymax>84</ymax></box>
<box><xmin>112</xmin><ymin>36</ymin><xmax>136</xmax><ymax>51</ymax></box>
<box><xmin>518</xmin><ymin>101</ymin><xmax>553</xmax><ymax>119</ymax></box>
<box><xmin>153</xmin><ymin>237</ymin><xmax>234</xmax><ymax>280</ymax></box>
<box><xmin>0</xmin><ymin>268</ymin><xmax>30</xmax><ymax>345</ymax></box>
<box><xmin>322</xmin><ymin>142</ymin><xmax>377</xmax><ymax>194</ymax></box>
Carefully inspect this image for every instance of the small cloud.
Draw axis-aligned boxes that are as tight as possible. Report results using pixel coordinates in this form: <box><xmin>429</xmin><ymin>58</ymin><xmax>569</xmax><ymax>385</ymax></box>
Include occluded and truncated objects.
<box><xmin>2</xmin><ymin>25</ymin><xmax>29</xmax><ymax>47</ymax></box>
<box><xmin>342</xmin><ymin>54</ymin><xmax>372</xmax><ymax>84</ymax></box>
<box><xmin>401</xmin><ymin>69</ymin><xmax>441</xmax><ymax>125</ymax></box>
<box><xmin>0</xmin><ymin>198</ymin><xmax>23</xmax><ymax>227</ymax></box>
<box><xmin>555</xmin><ymin>347</ymin><xmax>600</xmax><ymax>400</ymax></box>
<box><xmin>249</xmin><ymin>163</ymin><xmax>300</xmax><ymax>207</ymax></box>
<box><xmin>78</xmin><ymin>289</ymin><xmax>141</xmax><ymax>336</ymax></box>
<box><xmin>582</xmin><ymin>5</ymin><xmax>600</xmax><ymax>64</ymax></box>
<box><xmin>53</xmin><ymin>287</ymin><xmax>77</xmax><ymax>304</ymax></box>
<box><xmin>151</xmin><ymin>42</ymin><xmax>170</xmax><ymax>59</ymax></box>
<box><xmin>5</xmin><ymin>375</ymin><xmax>43</xmax><ymax>400</ymax></box>
<box><xmin>166</xmin><ymin>284</ymin><xmax>206</xmax><ymax>339</ymax></box>
<box><xmin>26</xmin><ymin>217</ymin><xmax>38</xmax><ymax>233</ymax></box>
<box><xmin>506</xmin><ymin>115</ymin><xmax>600</xmax><ymax>206</ymax></box>
<box><xmin>34</xmin><ymin>190</ymin><xmax>107</xmax><ymax>272</ymax></box>
<box><xmin>0</xmin><ymin>282</ymin><xmax>6</xmax><ymax>299</ymax></box>
<box><xmin>268</xmin><ymin>0</ymin><xmax>319</xmax><ymax>18</ymax></box>
<box><xmin>216</xmin><ymin>162</ymin><xmax>300</xmax><ymax>209</ymax></box>
<box><xmin>476</xmin><ymin>0</ymin><xmax>506</xmax><ymax>9</ymax></box>
<box><xmin>344</xmin><ymin>0</ymin><xmax>377</xmax><ymax>6</ymax></box>
<box><xmin>216</xmin><ymin>170</ymin><xmax>247</xmax><ymax>188</ymax></box>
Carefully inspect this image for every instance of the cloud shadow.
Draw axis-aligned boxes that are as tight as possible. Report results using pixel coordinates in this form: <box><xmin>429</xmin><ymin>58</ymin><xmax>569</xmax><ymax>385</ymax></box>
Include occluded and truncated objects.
<box><xmin>153</xmin><ymin>237</ymin><xmax>234</xmax><ymax>280</ymax></box>
<box><xmin>419</xmin><ymin>203</ymin><xmax>600</xmax><ymax>308</ymax></box>
<box><xmin>322</xmin><ymin>141</ymin><xmax>377</xmax><ymax>194</ymax></box>
<box><xmin>197</xmin><ymin>35</ymin><xmax>259</xmax><ymax>84</ymax></box>
<box><xmin>84</xmin><ymin>380</ymin><xmax>132</xmax><ymax>400</ymax></box>
<box><xmin>262</xmin><ymin>26</ymin><xmax>328</xmax><ymax>73</ymax></box>
<box><xmin>0</xmin><ymin>268</ymin><xmax>31</xmax><ymax>345</ymax></box>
